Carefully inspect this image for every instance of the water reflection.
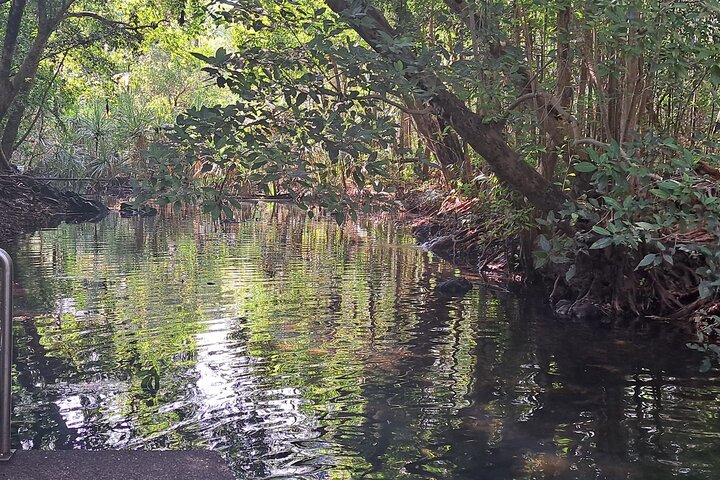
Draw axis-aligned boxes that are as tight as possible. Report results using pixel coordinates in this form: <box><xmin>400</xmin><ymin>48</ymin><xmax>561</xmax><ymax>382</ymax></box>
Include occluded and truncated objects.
<box><xmin>7</xmin><ymin>203</ymin><xmax>720</xmax><ymax>479</ymax></box>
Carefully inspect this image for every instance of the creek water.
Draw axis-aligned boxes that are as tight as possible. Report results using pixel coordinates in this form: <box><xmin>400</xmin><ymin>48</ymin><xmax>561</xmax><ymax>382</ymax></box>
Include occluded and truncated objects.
<box><xmin>6</xmin><ymin>203</ymin><xmax>720</xmax><ymax>479</ymax></box>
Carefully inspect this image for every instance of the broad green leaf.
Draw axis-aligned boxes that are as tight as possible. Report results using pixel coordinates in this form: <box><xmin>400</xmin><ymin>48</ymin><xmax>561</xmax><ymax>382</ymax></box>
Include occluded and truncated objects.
<box><xmin>574</xmin><ymin>162</ymin><xmax>597</xmax><ymax>173</ymax></box>
<box><xmin>636</xmin><ymin>254</ymin><xmax>656</xmax><ymax>269</ymax></box>
<box><xmin>710</xmin><ymin>64</ymin><xmax>720</xmax><ymax>87</ymax></box>
<box><xmin>699</xmin><ymin>282</ymin><xmax>714</xmax><ymax>299</ymax></box>
<box><xmin>650</xmin><ymin>188</ymin><xmax>671</xmax><ymax>199</ymax></box>
<box><xmin>700</xmin><ymin>358</ymin><xmax>712</xmax><ymax>373</ymax></box>
<box><xmin>539</xmin><ymin>234</ymin><xmax>551</xmax><ymax>252</ymax></box>
<box><xmin>592</xmin><ymin>226</ymin><xmax>611</xmax><ymax>236</ymax></box>
<box><xmin>565</xmin><ymin>264</ymin><xmax>576</xmax><ymax>282</ymax></box>
<box><xmin>603</xmin><ymin>197</ymin><xmax>622</xmax><ymax>210</ymax></box>
<box><xmin>635</xmin><ymin>222</ymin><xmax>657</xmax><ymax>230</ymax></box>
<box><xmin>589</xmin><ymin>237</ymin><xmax>613</xmax><ymax>249</ymax></box>
<box><xmin>658</xmin><ymin>180</ymin><xmax>680</xmax><ymax>190</ymax></box>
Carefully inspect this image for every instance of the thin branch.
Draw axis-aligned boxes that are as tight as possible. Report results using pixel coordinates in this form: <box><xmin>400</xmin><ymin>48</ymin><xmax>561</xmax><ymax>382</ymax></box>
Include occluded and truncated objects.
<box><xmin>64</xmin><ymin>11</ymin><xmax>160</xmax><ymax>31</ymax></box>
<box><xmin>43</xmin><ymin>31</ymin><xmax>123</xmax><ymax>59</ymax></box>
<box><xmin>213</xmin><ymin>0</ymin><xmax>267</xmax><ymax>16</ymax></box>
<box><xmin>572</xmin><ymin>138</ymin><xmax>608</xmax><ymax>149</ymax></box>
<box><xmin>44</xmin><ymin>11</ymin><xmax>164</xmax><ymax>60</ymax></box>
<box><xmin>356</xmin><ymin>94</ymin><xmax>432</xmax><ymax>115</ymax></box>
<box><xmin>506</xmin><ymin>92</ymin><xmax>542</xmax><ymax>113</ymax></box>
<box><xmin>507</xmin><ymin>92</ymin><xmax>577</xmax><ymax>126</ymax></box>
<box><xmin>507</xmin><ymin>91</ymin><xmax>580</xmax><ymax>140</ymax></box>
<box><xmin>573</xmin><ymin>138</ymin><xmax>629</xmax><ymax>159</ymax></box>
<box><xmin>14</xmin><ymin>54</ymin><xmax>67</xmax><ymax>149</ymax></box>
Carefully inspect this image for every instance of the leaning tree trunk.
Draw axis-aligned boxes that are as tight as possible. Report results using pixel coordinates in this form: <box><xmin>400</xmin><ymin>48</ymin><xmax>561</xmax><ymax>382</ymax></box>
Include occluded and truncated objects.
<box><xmin>326</xmin><ymin>0</ymin><xmax>568</xmax><ymax>212</ymax></box>
<box><xmin>538</xmin><ymin>4</ymin><xmax>574</xmax><ymax>181</ymax></box>
<box><xmin>443</xmin><ymin>0</ymin><xmax>578</xmax><ymax>183</ymax></box>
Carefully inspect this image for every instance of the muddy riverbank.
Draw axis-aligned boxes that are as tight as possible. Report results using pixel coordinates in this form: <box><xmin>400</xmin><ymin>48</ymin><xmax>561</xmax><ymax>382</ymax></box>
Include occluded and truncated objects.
<box><xmin>0</xmin><ymin>175</ymin><xmax>107</xmax><ymax>245</ymax></box>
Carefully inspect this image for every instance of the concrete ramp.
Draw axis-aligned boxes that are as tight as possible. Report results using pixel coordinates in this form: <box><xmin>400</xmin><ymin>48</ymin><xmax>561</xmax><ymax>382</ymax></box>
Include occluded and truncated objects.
<box><xmin>0</xmin><ymin>450</ymin><xmax>234</xmax><ymax>480</ymax></box>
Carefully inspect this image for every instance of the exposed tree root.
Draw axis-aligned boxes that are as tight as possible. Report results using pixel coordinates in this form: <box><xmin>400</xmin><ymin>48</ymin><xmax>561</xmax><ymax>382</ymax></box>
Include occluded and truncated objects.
<box><xmin>401</xmin><ymin>188</ymin><xmax>717</xmax><ymax>327</ymax></box>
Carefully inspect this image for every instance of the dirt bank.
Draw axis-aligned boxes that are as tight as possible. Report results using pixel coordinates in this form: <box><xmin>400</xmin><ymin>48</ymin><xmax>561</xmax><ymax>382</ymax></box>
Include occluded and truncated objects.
<box><xmin>398</xmin><ymin>188</ymin><xmax>717</xmax><ymax>331</ymax></box>
<box><xmin>399</xmin><ymin>188</ymin><xmax>526</xmax><ymax>279</ymax></box>
<box><xmin>0</xmin><ymin>174</ymin><xmax>108</xmax><ymax>246</ymax></box>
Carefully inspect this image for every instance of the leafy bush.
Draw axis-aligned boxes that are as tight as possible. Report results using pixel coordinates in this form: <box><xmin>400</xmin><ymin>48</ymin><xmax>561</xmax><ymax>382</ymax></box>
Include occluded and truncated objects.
<box><xmin>687</xmin><ymin>314</ymin><xmax>720</xmax><ymax>372</ymax></box>
<box><xmin>536</xmin><ymin>136</ymin><xmax>720</xmax><ymax>314</ymax></box>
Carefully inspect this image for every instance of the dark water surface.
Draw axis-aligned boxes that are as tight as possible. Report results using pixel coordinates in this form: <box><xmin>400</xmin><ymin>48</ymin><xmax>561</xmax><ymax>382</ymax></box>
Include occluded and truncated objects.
<box><xmin>7</xmin><ymin>203</ymin><xmax>720</xmax><ymax>479</ymax></box>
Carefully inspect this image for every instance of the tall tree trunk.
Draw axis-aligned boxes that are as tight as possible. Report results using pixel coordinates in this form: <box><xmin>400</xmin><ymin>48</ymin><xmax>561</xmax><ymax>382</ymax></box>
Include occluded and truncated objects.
<box><xmin>0</xmin><ymin>0</ymin><xmax>63</xmax><ymax>171</ymax></box>
<box><xmin>395</xmin><ymin>0</ymin><xmax>466</xmax><ymax>185</ymax></box>
<box><xmin>582</xmin><ymin>26</ymin><xmax>611</xmax><ymax>142</ymax></box>
<box><xmin>0</xmin><ymin>0</ymin><xmax>28</xmax><ymax>171</ymax></box>
<box><xmin>446</xmin><ymin>0</ymin><xmax>574</xmax><ymax>182</ymax></box>
<box><xmin>0</xmin><ymin>0</ymin><xmax>28</xmax><ymax>93</ymax></box>
<box><xmin>1</xmin><ymin>102</ymin><xmax>25</xmax><ymax>164</ymax></box>
<box><xmin>537</xmin><ymin>4</ymin><xmax>573</xmax><ymax>181</ymax></box>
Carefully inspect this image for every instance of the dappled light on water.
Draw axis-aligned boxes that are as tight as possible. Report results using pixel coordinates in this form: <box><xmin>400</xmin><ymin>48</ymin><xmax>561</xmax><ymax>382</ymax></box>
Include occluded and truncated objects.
<box><xmin>8</xmin><ymin>203</ymin><xmax>720</xmax><ymax>479</ymax></box>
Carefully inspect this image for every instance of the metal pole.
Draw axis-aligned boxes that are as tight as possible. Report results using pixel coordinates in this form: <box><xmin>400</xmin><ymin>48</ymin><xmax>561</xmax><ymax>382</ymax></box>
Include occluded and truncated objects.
<box><xmin>0</xmin><ymin>249</ymin><xmax>14</xmax><ymax>461</ymax></box>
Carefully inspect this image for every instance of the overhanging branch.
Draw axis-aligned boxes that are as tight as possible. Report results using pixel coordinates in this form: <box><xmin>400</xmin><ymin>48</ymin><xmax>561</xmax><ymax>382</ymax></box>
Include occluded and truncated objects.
<box><xmin>64</xmin><ymin>11</ymin><xmax>160</xmax><ymax>31</ymax></box>
<box><xmin>325</xmin><ymin>0</ymin><xmax>568</xmax><ymax>212</ymax></box>
<box><xmin>356</xmin><ymin>95</ymin><xmax>432</xmax><ymax>115</ymax></box>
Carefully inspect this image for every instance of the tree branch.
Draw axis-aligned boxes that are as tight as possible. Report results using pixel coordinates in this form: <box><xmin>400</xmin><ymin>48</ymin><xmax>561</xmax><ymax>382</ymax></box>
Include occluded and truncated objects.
<box><xmin>13</xmin><ymin>54</ymin><xmax>67</xmax><ymax>150</ymax></box>
<box><xmin>0</xmin><ymin>0</ymin><xmax>28</xmax><ymax>84</ymax></box>
<box><xmin>356</xmin><ymin>95</ymin><xmax>432</xmax><ymax>114</ymax></box>
<box><xmin>325</xmin><ymin>0</ymin><xmax>568</xmax><ymax>212</ymax></box>
<box><xmin>64</xmin><ymin>11</ymin><xmax>160</xmax><ymax>31</ymax></box>
<box><xmin>507</xmin><ymin>92</ymin><xmax>580</xmax><ymax>139</ymax></box>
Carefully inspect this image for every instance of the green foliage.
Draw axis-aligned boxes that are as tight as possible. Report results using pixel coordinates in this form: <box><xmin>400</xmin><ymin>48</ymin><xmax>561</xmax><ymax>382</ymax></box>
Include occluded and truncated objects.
<box><xmin>462</xmin><ymin>175</ymin><xmax>535</xmax><ymax>242</ymax></box>
<box><xmin>19</xmin><ymin>29</ymin><xmax>231</xmax><ymax>178</ymax></box>
<box><xmin>5</xmin><ymin>0</ymin><xmax>720</xmax><ymax>321</ymax></box>
<box><xmin>32</xmin><ymin>96</ymin><xmax>150</xmax><ymax>178</ymax></box>
<box><xmin>133</xmin><ymin>1</ymin><xmax>421</xmax><ymax>221</ymax></box>
<box><xmin>3</xmin><ymin>0</ymin><xmax>227</xmax><ymax>175</ymax></box>
<box><xmin>536</xmin><ymin>136</ymin><xmax>720</xmax><ymax>305</ymax></box>
<box><xmin>687</xmin><ymin>314</ymin><xmax>720</xmax><ymax>373</ymax></box>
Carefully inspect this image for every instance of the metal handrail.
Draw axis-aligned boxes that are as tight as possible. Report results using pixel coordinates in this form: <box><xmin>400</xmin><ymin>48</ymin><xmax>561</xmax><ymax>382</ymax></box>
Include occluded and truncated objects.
<box><xmin>0</xmin><ymin>249</ymin><xmax>15</xmax><ymax>461</ymax></box>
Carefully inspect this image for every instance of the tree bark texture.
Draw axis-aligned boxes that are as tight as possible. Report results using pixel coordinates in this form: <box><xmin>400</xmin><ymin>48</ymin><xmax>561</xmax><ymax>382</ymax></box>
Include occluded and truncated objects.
<box><xmin>0</xmin><ymin>0</ymin><xmax>64</xmax><ymax>170</ymax></box>
<box><xmin>326</xmin><ymin>0</ymin><xmax>567</xmax><ymax>212</ymax></box>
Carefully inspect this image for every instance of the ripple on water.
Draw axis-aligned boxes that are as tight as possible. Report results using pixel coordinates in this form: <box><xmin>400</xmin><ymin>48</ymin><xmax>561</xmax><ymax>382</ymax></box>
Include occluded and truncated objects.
<box><xmin>8</xmin><ymin>207</ymin><xmax>720</xmax><ymax>479</ymax></box>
